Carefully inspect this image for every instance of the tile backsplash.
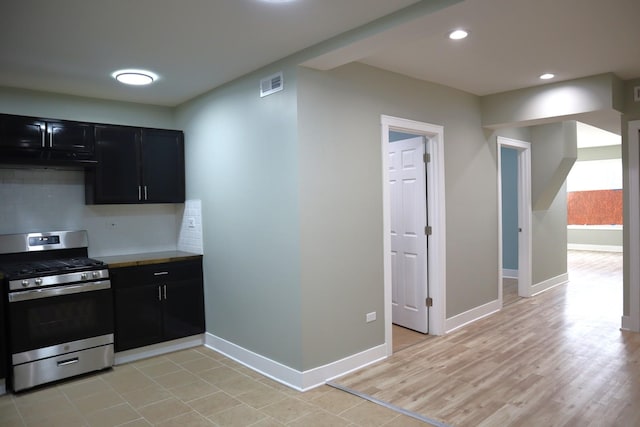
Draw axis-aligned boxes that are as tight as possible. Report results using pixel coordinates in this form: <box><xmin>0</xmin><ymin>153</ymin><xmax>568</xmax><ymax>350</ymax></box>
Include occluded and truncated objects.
<box><xmin>0</xmin><ymin>168</ymin><xmax>85</xmax><ymax>234</ymax></box>
<box><xmin>178</xmin><ymin>199</ymin><xmax>203</xmax><ymax>254</ymax></box>
<box><xmin>0</xmin><ymin>167</ymin><xmax>181</xmax><ymax>256</ymax></box>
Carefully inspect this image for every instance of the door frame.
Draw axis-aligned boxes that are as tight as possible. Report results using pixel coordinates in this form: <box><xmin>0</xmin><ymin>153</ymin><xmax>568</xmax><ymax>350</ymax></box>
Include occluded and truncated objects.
<box><xmin>381</xmin><ymin>115</ymin><xmax>446</xmax><ymax>356</ymax></box>
<box><xmin>497</xmin><ymin>136</ymin><xmax>532</xmax><ymax>300</ymax></box>
<box><xmin>626</xmin><ymin>120</ymin><xmax>640</xmax><ymax>331</ymax></box>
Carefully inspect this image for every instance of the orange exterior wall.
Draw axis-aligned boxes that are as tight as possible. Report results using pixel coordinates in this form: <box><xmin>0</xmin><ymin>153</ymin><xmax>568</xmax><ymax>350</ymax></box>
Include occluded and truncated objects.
<box><xmin>567</xmin><ymin>189</ymin><xmax>622</xmax><ymax>225</ymax></box>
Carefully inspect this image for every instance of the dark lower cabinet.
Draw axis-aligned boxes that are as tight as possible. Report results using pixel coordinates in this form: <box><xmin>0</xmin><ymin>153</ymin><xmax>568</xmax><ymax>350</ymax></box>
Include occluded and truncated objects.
<box><xmin>163</xmin><ymin>279</ymin><xmax>206</xmax><ymax>341</ymax></box>
<box><xmin>0</xmin><ymin>294</ymin><xmax>5</xmax><ymax>385</ymax></box>
<box><xmin>114</xmin><ymin>284</ymin><xmax>164</xmax><ymax>350</ymax></box>
<box><xmin>112</xmin><ymin>258</ymin><xmax>205</xmax><ymax>352</ymax></box>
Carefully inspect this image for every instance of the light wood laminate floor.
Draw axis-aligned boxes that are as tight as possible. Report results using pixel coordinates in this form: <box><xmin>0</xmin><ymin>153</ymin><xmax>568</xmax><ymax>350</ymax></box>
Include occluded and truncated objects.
<box><xmin>337</xmin><ymin>251</ymin><xmax>635</xmax><ymax>426</ymax></box>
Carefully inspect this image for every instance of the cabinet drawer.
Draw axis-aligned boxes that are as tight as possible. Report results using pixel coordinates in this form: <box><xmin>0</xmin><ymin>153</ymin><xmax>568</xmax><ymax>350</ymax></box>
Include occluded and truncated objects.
<box><xmin>110</xmin><ymin>259</ymin><xmax>202</xmax><ymax>288</ymax></box>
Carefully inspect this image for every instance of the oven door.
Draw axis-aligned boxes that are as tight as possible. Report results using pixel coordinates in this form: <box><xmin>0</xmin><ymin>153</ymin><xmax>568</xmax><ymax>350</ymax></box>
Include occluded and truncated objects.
<box><xmin>7</xmin><ymin>280</ymin><xmax>114</xmax><ymax>356</ymax></box>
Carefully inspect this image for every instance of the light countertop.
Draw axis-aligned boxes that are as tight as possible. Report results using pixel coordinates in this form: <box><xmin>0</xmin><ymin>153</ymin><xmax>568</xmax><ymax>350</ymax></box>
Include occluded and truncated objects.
<box><xmin>95</xmin><ymin>251</ymin><xmax>202</xmax><ymax>269</ymax></box>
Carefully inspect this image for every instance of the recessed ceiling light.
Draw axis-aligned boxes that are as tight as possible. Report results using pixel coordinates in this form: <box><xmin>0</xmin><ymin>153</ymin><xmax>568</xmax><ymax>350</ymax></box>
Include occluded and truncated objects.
<box><xmin>539</xmin><ymin>73</ymin><xmax>555</xmax><ymax>80</ymax></box>
<box><xmin>112</xmin><ymin>69</ymin><xmax>157</xmax><ymax>86</ymax></box>
<box><xmin>448</xmin><ymin>29</ymin><xmax>468</xmax><ymax>40</ymax></box>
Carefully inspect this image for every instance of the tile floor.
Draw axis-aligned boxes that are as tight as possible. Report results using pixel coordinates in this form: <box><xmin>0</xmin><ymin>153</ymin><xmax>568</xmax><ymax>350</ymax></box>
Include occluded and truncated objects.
<box><xmin>0</xmin><ymin>346</ymin><xmax>426</xmax><ymax>427</ymax></box>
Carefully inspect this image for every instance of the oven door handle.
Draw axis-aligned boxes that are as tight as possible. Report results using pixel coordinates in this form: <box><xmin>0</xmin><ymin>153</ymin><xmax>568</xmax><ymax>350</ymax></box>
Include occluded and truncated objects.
<box><xmin>8</xmin><ymin>280</ymin><xmax>111</xmax><ymax>302</ymax></box>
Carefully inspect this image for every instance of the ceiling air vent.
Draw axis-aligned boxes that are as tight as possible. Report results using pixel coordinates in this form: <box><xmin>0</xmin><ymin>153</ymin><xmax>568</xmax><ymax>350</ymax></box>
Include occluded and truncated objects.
<box><xmin>260</xmin><ymin>72</ymin><xmax>283</xmax><ymax>98</ymax></box>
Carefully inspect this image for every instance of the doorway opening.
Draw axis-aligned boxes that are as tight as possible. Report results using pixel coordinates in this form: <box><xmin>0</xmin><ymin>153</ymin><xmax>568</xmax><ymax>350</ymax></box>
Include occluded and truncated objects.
<box><xmin>500</xmin><ymin>146</ymin><xmax>521</xmax><ymax>306</ymax></box>
<box><xmin>497</xmin><ymin>136</ymin><xmax>532</xmax><ymax>304</ymax></box>
<box><xmin>565</xmin><ymin>122</ymin><xmax>623</xmax><ymax>317</ymax></box>
<box><xmin>381</xmin><ymin>115</ymin><xmax>446</xmax><ymax>356</ymax></box>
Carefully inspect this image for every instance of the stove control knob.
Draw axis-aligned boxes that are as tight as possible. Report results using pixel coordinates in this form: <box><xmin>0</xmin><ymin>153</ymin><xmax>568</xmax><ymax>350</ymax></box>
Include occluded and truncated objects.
<box><xmin>81</xmin><ymin>273</ymin><xmax>88</xmax><ymax>280</ymax></box>
<box><xmin>21</xmin><ymin>279</ymin><xmax>29</xmax><ymax>287</ymax></box>
<box><xmin>92</xmin><ymin>271</ymin><xmax>100</xmax><ymax>278</ymax></box>
<box><xmin>34</xmin><ymin>278</ymin><xmax>42</xmax><ymax>286</ymax></box>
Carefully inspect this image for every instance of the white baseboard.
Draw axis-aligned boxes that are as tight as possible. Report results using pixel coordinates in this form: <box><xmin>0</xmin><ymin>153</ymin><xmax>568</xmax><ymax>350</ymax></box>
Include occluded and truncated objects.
<box><xmin>620</xmin><ymin>315</ymin><xmax>640</xmax><ymax>332</ymax></box>
<box><xmin>204</xmin><ymin>333</ymin><xmax>387</xmax><ymax>392</ymax></box>
<box><xmin>445</xmin><ymin>299</ymin><xmax>501</xmax><ymax>334</ymax></box>
<box><xmin>502</xmin><ymin>268</ymin><xmax>518</xmax><ymax>279</ymax></box>
<box><xmin>531</xmin><ymin>273</ymin><xmax>568</xmax><ymax>296</ymax></box>
<box><xmin>115</xmin><ymin>335</ymin><xmax>204</xmax><ymax>365</ymax></box>
<box><xmin>567</xmin><ymin>244</ymin><xmax>623</xmax><ymax>253</ymax></box>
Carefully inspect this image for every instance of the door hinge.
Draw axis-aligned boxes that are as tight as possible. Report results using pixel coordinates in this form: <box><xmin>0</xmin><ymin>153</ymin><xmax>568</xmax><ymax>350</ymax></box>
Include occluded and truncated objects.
<box><xmin>423</xmin><ymin>153</ymin><xmax>431</xmax><ymax>163</ymax></box>
<box><xmin>426</xmin><ymin>297</ymin><xmax>433</xmax><ymax>307</ymax></box>
<box><xmin>425</xmin><ymin>226</ymin><xmax>432</xmax><ymax>235</ymax></box>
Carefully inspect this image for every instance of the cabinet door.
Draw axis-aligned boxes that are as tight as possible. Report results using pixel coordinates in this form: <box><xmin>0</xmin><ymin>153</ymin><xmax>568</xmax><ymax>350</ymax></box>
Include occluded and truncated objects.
<box><xmin>114</xmin><ymin>285</ymin><xmax>163</xmax><ymax>351</ymax></box>
<box><xmin>93</xmin><ymin>125</ymin><xmax>141</xmax><ymax>203</ymax></box>
<box><xmin>0</xmin><ymin>285</ymin><xmax>5</xmax><ymax>380</ymax></box>
<box><xmin>140</xmin><ymin>129</ymin><xmax>185</xmax><ymax>203</ymax></box>
<box><xmin>0</xmin><ymin>115</ymin><xmax>46</xmax><ymax>150</ymax></box>
<box><xmin>163</xmin><ymin>278</ymin><xmax>205</xmax><ymax>341</ymax></box>
<box><xmin>49</xmin><ymin>121</ymin><xmax>94</xmax><ymax>155</ymax></box>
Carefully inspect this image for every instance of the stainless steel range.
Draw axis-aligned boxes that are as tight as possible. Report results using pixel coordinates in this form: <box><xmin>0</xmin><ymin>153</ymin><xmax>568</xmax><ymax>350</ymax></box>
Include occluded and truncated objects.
<box><xmin>0</xmin><ymin>230</ymin><xmax>113</xmax><ymax>392</ymax></box>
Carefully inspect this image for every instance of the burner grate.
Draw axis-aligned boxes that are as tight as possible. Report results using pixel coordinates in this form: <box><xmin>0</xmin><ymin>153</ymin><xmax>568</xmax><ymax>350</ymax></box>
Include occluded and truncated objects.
<box><xmin>0</xmin><ymin>257</ymin><xmax>105</xmax><ymax>279</ymax></box>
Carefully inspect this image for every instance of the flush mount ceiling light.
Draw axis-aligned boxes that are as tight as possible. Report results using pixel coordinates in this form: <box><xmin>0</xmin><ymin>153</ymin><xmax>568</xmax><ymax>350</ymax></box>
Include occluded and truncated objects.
<box><xmin>448</xmin><ymin>29</ymin><xmax>468</xmax><ymax>40</ymax></box>
<box><xmin>112</xmin><ymin>69</ymin><xmax>157</xmax><ymax>86</ymax></box>
<box><xmin>539</xmin><ymin>73</ymin><xmax>555</xmax><ymax>80</ymax></box>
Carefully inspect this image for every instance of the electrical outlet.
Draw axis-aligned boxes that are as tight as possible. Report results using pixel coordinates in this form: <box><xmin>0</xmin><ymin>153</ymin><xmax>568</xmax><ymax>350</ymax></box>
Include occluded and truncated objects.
<box><xmin>187</xmin><ymin>217</ymin><xmax>196</xmax><ymax>228</ymax></box>
<box><xmin>635</xmin><ymin>86</ymin><xmax>640</xmax><ymax>102</ymax></box>
<box><xmin>366</xmin><ymin>312</ymin><xmax>377</xmax><ymax>323</ymax></box>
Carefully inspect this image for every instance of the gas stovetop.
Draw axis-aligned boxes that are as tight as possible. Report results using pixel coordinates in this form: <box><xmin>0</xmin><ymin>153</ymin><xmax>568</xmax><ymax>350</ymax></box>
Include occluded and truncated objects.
<box><xmin>0</xmin><ymin>257</ymin><xmax>105</xmax><ymax>280</ymax></box>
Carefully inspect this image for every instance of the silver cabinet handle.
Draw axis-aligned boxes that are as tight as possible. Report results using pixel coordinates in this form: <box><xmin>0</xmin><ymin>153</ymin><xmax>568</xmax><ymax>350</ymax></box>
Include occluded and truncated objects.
<box><xmin>158</xmin><ymin>286</ymin><xmax>162</xmax><ymax>301</ymax></box>
<box><xmin>138</xmin><ymin>186</ymin><xmax>142</xmax><ymax>201</ymax></box>
<box><xmin>163</xmin><ymin>284</ymin><xmax>167</xmax><ymax>300</ymax></box>
<box><xmin>153</xmin><ymin>271</ymin><xmax>168</xmax><ymax>276</ymax></box>
<box><xmin>144</xmin><ymin>185</ymin><xmax>148</xmax><ymax>200</ymax></box>
<box><xmin>41</xmin><ymin>124</ymin><xmax>46</xmax><ymax>148</ymax></box>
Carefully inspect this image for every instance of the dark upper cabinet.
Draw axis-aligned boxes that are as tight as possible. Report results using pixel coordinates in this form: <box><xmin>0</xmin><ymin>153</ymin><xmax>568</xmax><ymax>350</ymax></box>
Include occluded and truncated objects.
<box><xmin>140</xmin><ymin>129</ymin><xmax>185</xmax><ymax>203</ymax></box>
<box><xmin>0</xmin><ymin>114</ymin><xmax>95</xmax><ymax>165</ymax></box>
<box><xmin>86</xmin><ymin>125</ymin><xmax>185</xmax><ymax>204</ymax></box>
<box><xmin>90</xmin><ymin>125</ymin><xmax>140</xmax><ymax>203</ymax></box>
<box><xmin>48</xmin><ymin>121</ymin><xmax>94</xmax><ymax>154</ymax></box>
<box><xmin>0</xmin><ymin>115</ymin><xmax>45</xmax><ymax>150</ymax></box>
<box><xmin>112</xmin><ymin>258</ymin><xmax>205</xmax><ymax>352</ymax></box>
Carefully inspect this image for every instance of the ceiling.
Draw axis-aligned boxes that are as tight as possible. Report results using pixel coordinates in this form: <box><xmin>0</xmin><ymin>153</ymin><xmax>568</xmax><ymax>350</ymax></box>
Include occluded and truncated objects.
<box><xmin>2</xmin><ymin>0</ymin><xmax>639</xmax><ymax>127</ymax></box>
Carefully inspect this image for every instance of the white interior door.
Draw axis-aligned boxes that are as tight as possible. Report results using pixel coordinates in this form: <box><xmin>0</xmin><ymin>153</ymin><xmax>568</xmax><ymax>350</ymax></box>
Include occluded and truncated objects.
<box><xmin>389</xmin><ymin>136</ymin><xmax>428</xmax><ymax>333</ymax></box>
